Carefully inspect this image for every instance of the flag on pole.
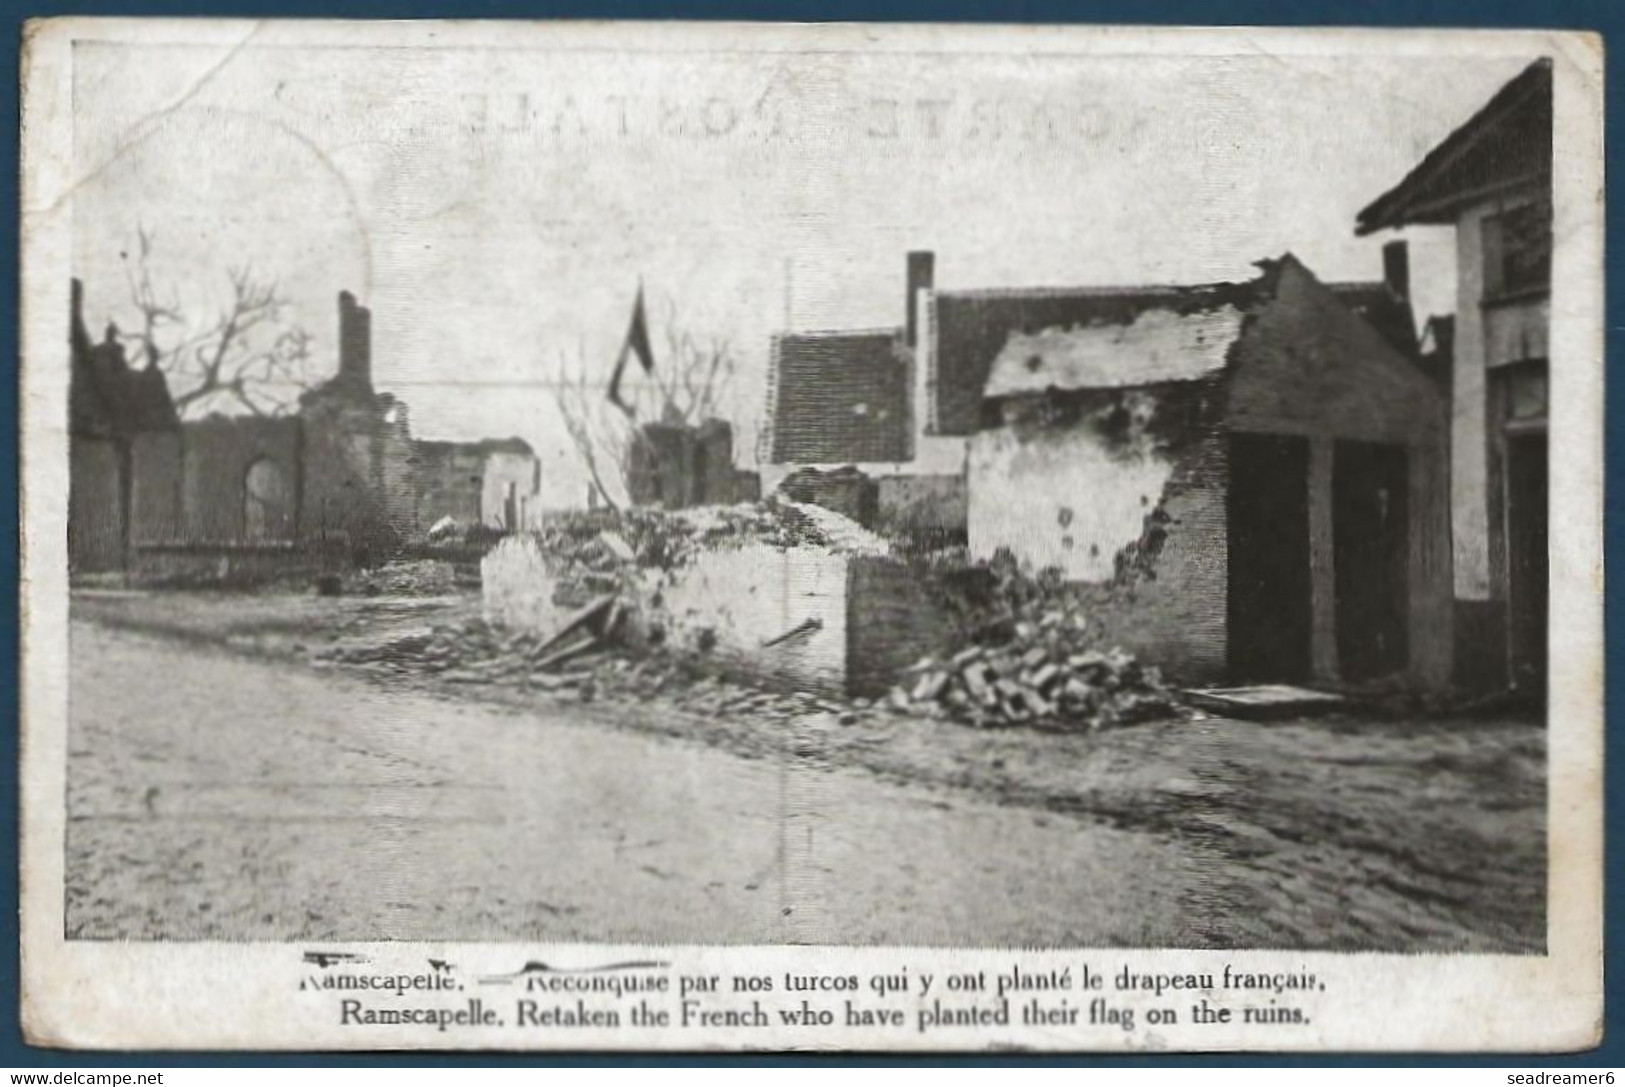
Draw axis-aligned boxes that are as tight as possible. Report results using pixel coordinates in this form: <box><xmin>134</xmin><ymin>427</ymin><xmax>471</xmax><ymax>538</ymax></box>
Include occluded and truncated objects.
<box><xmin>607</xmin><ymin>285</ymin><xmax>656</xmax><ymax>418</ymax></box>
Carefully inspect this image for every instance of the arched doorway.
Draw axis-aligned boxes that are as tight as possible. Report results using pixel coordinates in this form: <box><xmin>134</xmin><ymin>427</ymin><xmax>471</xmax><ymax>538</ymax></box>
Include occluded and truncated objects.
<box><xmin>245</xmin><ymin>458</ymin><xmax>294</xmax><ymax>541</ymax></box>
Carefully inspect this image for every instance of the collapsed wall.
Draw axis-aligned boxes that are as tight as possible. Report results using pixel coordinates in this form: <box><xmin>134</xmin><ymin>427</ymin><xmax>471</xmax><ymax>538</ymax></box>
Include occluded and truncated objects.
<box><xmin>480</xmin><ymin>500</ymin><xmax>891</xmax><ymax>696</ymax></box>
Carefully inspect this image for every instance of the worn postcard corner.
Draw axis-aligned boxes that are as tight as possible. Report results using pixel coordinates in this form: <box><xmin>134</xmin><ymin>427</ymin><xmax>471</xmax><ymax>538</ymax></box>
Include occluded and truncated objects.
<box><xmin>17</xmin><ymin>19</ymin><xmax>1604</xmax><ymax>1053</ymax></box>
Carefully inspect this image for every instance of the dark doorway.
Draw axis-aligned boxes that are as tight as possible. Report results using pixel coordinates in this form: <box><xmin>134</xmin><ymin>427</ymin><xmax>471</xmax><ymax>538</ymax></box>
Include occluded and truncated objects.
<box><xmin>1506</xmin><ymin>432</ymin><xmax>1548</xmax><ymax>692</ymax></box>
<box><xmin>692</xmin><ymin>441</ymin><xmax>711</xmax><ymax>505</ymax></box>
<box><xmin>1334</xmin><ymin>441</ymin><xmax>1411</xmax><ymax>682</ymax></box>
<box><xmin>1227</xmin><ymin>433</ymin><xmax>1312</xmax><ymax>682</ymax></box>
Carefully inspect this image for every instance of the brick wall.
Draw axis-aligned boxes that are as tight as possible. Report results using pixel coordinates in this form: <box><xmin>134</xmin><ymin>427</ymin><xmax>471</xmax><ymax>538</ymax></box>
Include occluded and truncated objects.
<box><xmin>129</xmin><ymin>431</ymin><xmax>183</xmax><ymax>541</ymax></box>
<box><xmin>376</xmin><ymin>402</ymin><xmax>418</xmax><ymax>537</ymax></box>
<box><xmin>1069</xmin><ymin>433</ymin><xmax>1231</xmax><ymax>684</ymax></box>
<box><xmin>482</xmin><ymin>451</ymin><xmax>542</xmax><ymax>531</ymax></box>
<box><xmin>628</xmin><ymin>420</ymin><xmax>742</xmax><ymax>509</ymax></box>
<box><xmin>968</xmin><ymin>395</ymin><xmax>1183</xmax><ymax>583</ymax></box>
<box><xmin>177</xmin><ymin>416</ymin><xmax>303</xmax><ymax>543</ymax></box>
<box><xmin>130</xmin><ymin>541</ymin><xmax>311</xmax><ymax>587</ymax></box>
<box><xmin>299</xmin><ymin>398</ymin><xmax>401</xmax><ymax>563</ymax></box>
<box><xmin>874</xmin><ymin>473</ymin><xmax>967</xmax><ymax>546</ymax></box>
<box><xmin>961</xmin><ymin>378</ymin><xmax>1230</xmax><ymax>684</ymax></box>
<box><xmin>416</xmin><ymin>443</ymin><xmax>485</xmax><ymax>527</ymax></box>
<box><xmin>844</xmin><ymin>556</ymin><xmax>966</xmax><ymax>697</ymax></box>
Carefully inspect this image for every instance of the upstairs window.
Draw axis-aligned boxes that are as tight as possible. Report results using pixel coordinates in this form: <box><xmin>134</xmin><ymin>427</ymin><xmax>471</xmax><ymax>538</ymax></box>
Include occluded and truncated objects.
<box><xmin>1482</xmin><ymin>201</ymin><xmax>1552</xmax><ymax>300</ymax></box>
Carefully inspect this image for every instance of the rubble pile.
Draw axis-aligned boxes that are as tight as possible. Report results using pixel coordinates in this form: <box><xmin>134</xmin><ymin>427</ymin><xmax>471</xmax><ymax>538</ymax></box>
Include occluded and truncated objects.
<box><xmin>776</xmin><ymin>465</ymin><xmax>879</xmax><ymax>528</ymax></box>
<box><xmin>890</xmin><ymin>633</ymin><xmax>1173</xmax><ymax>730</ymax></box>
<box><xmin>316</xmin><ymin>607</ymin><xmax>874</xmax><ymax>726</ymax></box>
<box><xmin>538</xmin><ymin>498</ymin><xmax>883</xmax><ymax>570</ymax></box>
<box><xmin>346</xmin><ymin>559</ymin><xmax>467</xmax><ymax>597</ymax></box>
<box><xmin>318</xmin><ymin>594</ymin><xmax>626</xmax><ymax>686</ymax></box>
<box><xmin>887</xmin><ymin>550</ymin><xmax>1175</xmax><ymax>730</ymax></box>
<box><xmin>514</xmin><ymin>498</ymin><xmax>887</xmax><ymax>611</ymax></box>
<box><xmin>326</xmin><ymin>514</ymin><xmax>1173</xmax><ymax>734</ymax></box>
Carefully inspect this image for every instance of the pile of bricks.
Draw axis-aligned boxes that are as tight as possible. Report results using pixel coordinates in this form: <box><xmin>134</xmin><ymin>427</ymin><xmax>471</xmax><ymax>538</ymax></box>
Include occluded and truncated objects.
<box><xmin>888</xmin><ymin>613</ymin><xmax>1174</xmax><ymax>730</ymax></box>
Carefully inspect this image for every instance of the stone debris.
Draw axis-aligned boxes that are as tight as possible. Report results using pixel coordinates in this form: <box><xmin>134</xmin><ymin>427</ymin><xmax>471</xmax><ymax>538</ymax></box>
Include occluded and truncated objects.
<box><xmin>345</xmin><ymin>559</ymin><xmax>467</xmax><ymax>597</ymax></box>
<box><xmin>888</xmin><ymin>633</ymin><xmax>1175</xmax><ymax>730</ymax></box>
<box><xmin>314</xmin><ymin>612</ymin><xmax>873</xmax><ymax>729</ymax></box>
<box><xmin>317</xmin><ymin>609</ymin><xmax>618</xmax><ymax>686</ymax></box>
<box><xmin>871</xmin><ymin>547</ymin><xmax>1180</xmax><ymax>730</ymax></box>
<box><xmin>330</xmin><ymin>507</ymin><xmax>1172</xmax><ymax>735</ymax></box>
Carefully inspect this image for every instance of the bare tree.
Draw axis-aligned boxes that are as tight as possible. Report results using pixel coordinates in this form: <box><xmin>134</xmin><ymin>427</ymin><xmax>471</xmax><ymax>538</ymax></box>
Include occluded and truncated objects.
<box><xmin>117</xmin><ymin>225</ymin><xmax>316</xmax><ymax>418</ymax></box>
<box><xmin>551</xmin><ymin>294</ymin><xmax>741</xmax><ymax>508</ymax></box>
<box><xmin>554</xmin><ymin>351</ymin><xmax>633</xmax><ymax>511</ymax></box>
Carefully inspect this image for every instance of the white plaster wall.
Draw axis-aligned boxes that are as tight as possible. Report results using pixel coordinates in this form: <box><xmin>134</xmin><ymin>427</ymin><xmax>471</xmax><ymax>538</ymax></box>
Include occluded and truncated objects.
<box><xmin>481</xmin><ymin>535</ymin><xmax>566</xmax><ymax>633</ymax></box>
<box><xmin>481</xmin><ymin>451</ymin><xmax>542</xmax><ymax>530</ymax></box>
<box><xmin>967</xmin><ymin>423</ymin><xmax>1174</xmax><ymax>582</ymax></box>
<box><xmin>656</xmin><ymin>543</ymin><xmax>848</xmax><ymax>692</ymax></box>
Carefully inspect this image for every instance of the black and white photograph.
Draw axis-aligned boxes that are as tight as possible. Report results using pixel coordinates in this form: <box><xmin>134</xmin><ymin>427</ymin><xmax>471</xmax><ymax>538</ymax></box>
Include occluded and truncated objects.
<box><xmin>19</xmin><ymin>19</ymin><xmax>1603</xmax><ymax>1052</ymax></box>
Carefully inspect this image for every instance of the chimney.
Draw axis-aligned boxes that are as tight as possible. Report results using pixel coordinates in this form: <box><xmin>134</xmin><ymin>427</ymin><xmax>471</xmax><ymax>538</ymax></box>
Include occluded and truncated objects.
<box><xmin>338</xmin><ymin>290</ymin><xmax>373</xmax><ymax>391</ymax></box>
<box><xmin>905</xmin><ymin>250</ymin><xmax>934</xmax><ymax>347</ymax></box>
<box><xmin>1382</xmin><ymin>240</ymin><xmax>1410</xmax><ymax>305</ymax></box>
<box><xmin>70</xmin><ymin>278</ymin><xmax>90</xmax><ymax>357</ymax></box>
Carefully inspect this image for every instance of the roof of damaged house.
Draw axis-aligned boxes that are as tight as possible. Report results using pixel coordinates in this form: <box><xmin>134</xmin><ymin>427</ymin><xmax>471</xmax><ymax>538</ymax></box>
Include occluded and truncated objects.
<box><xmin>972</xmin><ymin>255</ymin><xmax>1422</xmax><ymax>411</ymax></box>
<box><xmin>936</xmin><ymin>284</ymin><xmax>1248</xmax><ymax>435</ymax></box>
<box><xmin>984</xmin><ymin>304</ymin><xmax>1247</xmax><ymax>398</ymax></box>
<box><xmin>769</xmin><ymin>327</ymin><xmax>912</xmax><ymax>464</ymax></box>
<box><xmin>69</xmin><ymin>280</ymin><xmax>181</xmax><ymax>438</ymax></box>
<box><xmin>1326</xmin><ymin>281</ymin><xmax>1419</xmax><ymax>357</ymax></box>
<box><xmin>1355</xmin><ymin>58</ymin><xmax>1551</xmax><ymax>234</ymax></box>
<box><xmin>930</xmin><ymin>279</ymin><xmax>1262</xmax><ymax>434</ymax></box>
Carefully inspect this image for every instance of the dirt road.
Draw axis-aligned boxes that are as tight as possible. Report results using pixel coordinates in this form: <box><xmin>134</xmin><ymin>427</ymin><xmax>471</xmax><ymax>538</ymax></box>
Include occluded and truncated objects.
<box><xmin>68</xmin><ymin>591</ymin><xmax>1547</xmax><ymax>951</ymax></box>
<box><xmin>67</xmin><ymin>622</ymin><xmax>1191</xmax><ymax>945</ymax></box>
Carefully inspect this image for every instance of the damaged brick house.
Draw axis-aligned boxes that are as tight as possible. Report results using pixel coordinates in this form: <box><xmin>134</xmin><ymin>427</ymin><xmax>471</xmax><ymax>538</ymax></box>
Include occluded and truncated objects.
<box><xmin>1355</xmin><ymin>57</ymin><xmax>1552</xmax><ymax>692</ymax></box>
<box><xmin>960</xmin><ymin>254</ymin><xmax>1452</xmax><ymax>690</ymax></box>
<box><xmin>414</xmin><ymin>436</ymin><xmax>543</xmax><ymax>531</ymax></box>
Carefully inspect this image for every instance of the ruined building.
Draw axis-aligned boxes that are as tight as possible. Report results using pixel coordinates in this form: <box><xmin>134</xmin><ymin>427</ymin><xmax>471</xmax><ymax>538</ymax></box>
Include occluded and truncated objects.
<box><xmin>70</xmin><ymin>287</ymin><xmax>421</xmax><ymax>582</ymax></box>
<box><xmin>414</xmin><ymin>436</ymin><xmax>542</xmax><ymax>532</ymax></box>
<box><xmin>963</xmin><ymin>254</ymin><xmax>1449</xmax><ymax>690</ymax></box>
<box><xmin>626</xmin><ymin>418</ymin><xmax>758</xmax><ymax>509</ymax></box>
<box><xmin>765</xmin><ymin>245</ymin><xmax>1449</xmax><ymax>690</ymax></box>
<box><xmin>293</xmin><ymin>290</ymin><xmax>418</xmax><ymax>565</ymax></box>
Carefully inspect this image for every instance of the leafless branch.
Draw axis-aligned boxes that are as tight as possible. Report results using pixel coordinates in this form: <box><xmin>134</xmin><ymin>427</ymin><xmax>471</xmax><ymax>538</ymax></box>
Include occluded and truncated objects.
<box><xmin>549</xmin><ymin>291</ymin><xmax>740</xmax><ymax>507</ymax></box>
<box><xmin>115</xmin><ymin>225</ymin><xmax>315</xmax><ymax>418</ymax></box>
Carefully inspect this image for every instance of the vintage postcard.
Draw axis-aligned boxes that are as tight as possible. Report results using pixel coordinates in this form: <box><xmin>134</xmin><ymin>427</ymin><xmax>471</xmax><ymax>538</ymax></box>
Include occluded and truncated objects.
<box><xmin>17</xmin><ymin>19</ymin><xmax>1604</xmax><ymax>1051</ymax></box>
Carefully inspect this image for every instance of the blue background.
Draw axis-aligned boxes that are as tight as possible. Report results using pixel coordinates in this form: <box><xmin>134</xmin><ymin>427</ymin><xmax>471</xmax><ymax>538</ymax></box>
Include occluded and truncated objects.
<box><xmin>1</xmin><ymin>0</ymin><xmax>1616</xmax><ymax>1067</ymax></box>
